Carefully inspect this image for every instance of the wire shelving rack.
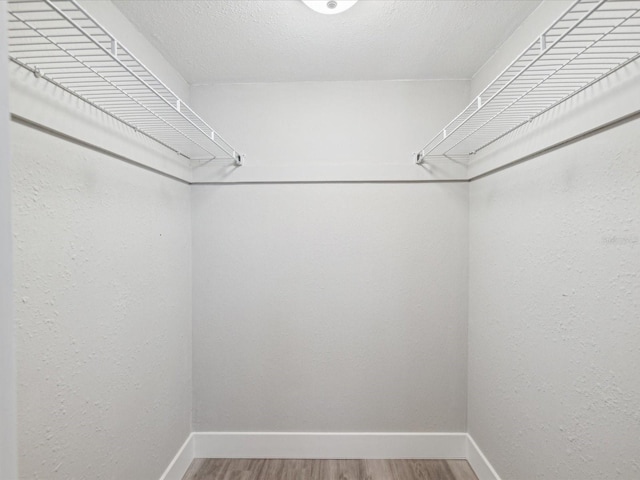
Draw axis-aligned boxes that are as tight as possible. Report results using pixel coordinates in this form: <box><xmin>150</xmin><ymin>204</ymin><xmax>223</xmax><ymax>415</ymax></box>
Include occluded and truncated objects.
<box><xmin>416</xmin><ymin>0</ymin><xmax>640</xmax><ymax>163</ymax></box>
<box><xmin>7</xmin><ymin>0</ymin><xmax>243</xmax><ymax>165</ymax></box>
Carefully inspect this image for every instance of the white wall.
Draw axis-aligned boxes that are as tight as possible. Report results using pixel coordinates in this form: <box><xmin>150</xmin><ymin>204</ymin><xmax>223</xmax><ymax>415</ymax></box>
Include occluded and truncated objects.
<box><xmin>470</xmin><ymin>0</ymin><xmax>572</xmax><ymax>100</ymax></box>
<box><xmin>11</xmin><ymin>122</ymin><xmax>192</xmax><ymax>480</ymax></box>
<box><xmin>191</xmin><ymin>182</ymin><xmax>469</xmax><ymax>432</ymax></box>
<box><xmin>466</xmin><ymin>0</ymin><xmax>640</xmax><ymax>182</ymax></box>
<box><xmin>79</xmin><ymin>0</ymin><xmax>190</xmax><ymax>101</ymax></box>
<box><xmin>190</xmin><ymin>79</ymin><xmax>471</xmax><ymax>433</ymax></box>
<box><xmin>1</xmin><ymin>1</ymin><xmax>18</xmax><ymax>478</ymax></box>
<box><xmin>8</xmin><ymin>2</ymin><xmax>195</xmax><ymax>478</ymax></box>
<box><xmin>9</xmin><ymin>0</ymin><xmax>194</xmax><ymax>184</ymax></box>
<box><xmin>190</xmin><ymin>80</ymin><xmax>470</xmax><ymax>182</ymax></box>
<box><xmin>467</xmin><ymin>3</ymin><xmax>640</xmax><ymax>475</ymax></box>
<box><xmin>468</xmin><ymin>118</ymin><xmax>640</xmax><ymax>479</ymax></box>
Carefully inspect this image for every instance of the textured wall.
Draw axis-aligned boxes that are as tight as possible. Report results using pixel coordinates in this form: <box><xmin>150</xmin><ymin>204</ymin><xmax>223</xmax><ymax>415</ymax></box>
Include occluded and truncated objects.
<box><xmin>1</xmin><ymin>1</ymin><xmax>18</xmax><ymax>477</ymax></box>
<box><xmin>12</xmin><ymin>123</ymin><xmax>192</xmax><ymax>480</ymax></box>
<box><xmin>80</xmin><ymin>0</ymin><xmax>190</xmax><ymax>100</ymax></box>
<box><xmin>469</xmin><ymin>1</ymin><xmax>571</xmax><ymax>100</ymax></box>
<box><xmin>9</xmin><ymin>0</ymin><xmax>194</xmax><ymax>185</ymax></box>
<box><xmin>192</xmin><ymin>182</ymin><xmax>469</xmax><ymax>432</ymax></box>
<box><xmin>468</xmin><ymin>119</ymin><xmax>640</xmax><ymax>479</ymax></box>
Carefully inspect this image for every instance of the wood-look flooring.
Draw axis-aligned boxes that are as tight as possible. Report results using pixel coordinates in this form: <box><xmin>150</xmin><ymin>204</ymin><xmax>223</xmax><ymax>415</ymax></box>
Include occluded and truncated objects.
<box><xmin>182</xmin><ymin>459</ymin><xmax>479</xmax><ymax>480</ymax></box>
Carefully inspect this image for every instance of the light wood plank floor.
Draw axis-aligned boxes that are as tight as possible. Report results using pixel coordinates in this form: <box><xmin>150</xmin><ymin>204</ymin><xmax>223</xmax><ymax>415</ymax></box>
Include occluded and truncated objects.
<box><xmin>182</xmin><ymin>459</ymin><xmax>479</xmax><ymax>480</ymax></box>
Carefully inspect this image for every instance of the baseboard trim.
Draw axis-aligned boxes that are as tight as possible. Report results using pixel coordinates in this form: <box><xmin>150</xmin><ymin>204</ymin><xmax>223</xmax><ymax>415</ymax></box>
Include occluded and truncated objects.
<box><xmin>159</xmin><ymin>433</ymin><xmax>195</xmax><ymax>480</ymax></box>
<box><xmin>159</xmin><ymin>432</ymin><xmax>501</xmax><ymax>480</ymax></box>
<box><xmin>191</xmin><ymin>432</ymin><xmax>468</xmax><ymax>459</ymax></box>
<box><xmin>466</xmin><ymin>435</ymin><xmax>501</xmax><ymax>480</ymax></box>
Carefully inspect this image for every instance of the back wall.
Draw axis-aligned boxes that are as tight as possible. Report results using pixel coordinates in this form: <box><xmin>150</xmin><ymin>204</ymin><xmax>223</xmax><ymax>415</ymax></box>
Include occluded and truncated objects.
<box><xmin>191</xmin><ymin>182</ymin><xmax>469</xmax><ymax>432</ymax></box>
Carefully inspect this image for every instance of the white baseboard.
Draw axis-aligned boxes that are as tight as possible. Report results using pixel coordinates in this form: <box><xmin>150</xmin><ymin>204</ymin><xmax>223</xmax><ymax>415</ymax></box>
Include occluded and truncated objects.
<box><xmin>466</xmin><ymin>435</ymin><xmax>501</xmax><ymax>480</ymax></box>
<box><xmin>159</xmin><ymin>432</ymin><xmax>500</xmax><ymax>480</ymax></box>
<box><xmin>192</xmin><ymin>432</ymin><xmax>467</xmax><ymax>459</ymax></box>
<box><xmin>159</xmin><ymin>433</ymin><xmax>195</xmax><ymax>480</ymax></box>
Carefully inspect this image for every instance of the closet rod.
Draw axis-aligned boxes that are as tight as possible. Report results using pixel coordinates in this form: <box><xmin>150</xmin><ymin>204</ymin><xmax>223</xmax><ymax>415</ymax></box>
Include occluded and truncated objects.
<box><xmin>15</xmin><ymin>108</ymin><xmax>640</xmax><ymax>186</ymax></box>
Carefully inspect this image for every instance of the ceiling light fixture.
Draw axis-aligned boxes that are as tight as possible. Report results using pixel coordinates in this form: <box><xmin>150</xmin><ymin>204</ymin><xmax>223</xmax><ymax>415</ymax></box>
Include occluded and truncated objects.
<box><xmin>302</xmin><ymin>0</ymin><xmax>359</xmax><ymax>15</ymax></box>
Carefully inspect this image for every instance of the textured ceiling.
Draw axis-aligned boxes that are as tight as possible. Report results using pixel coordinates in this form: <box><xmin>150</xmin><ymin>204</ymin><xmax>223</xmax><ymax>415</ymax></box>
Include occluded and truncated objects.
<box><xmin>113</xmin><ymin>0</ymin><xmax>541</xmax><ymax>84</ymax></box>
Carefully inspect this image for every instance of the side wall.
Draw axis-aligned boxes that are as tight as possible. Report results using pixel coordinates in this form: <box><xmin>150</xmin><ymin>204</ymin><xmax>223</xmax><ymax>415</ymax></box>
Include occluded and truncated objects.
<box><xmin>468</xmin><ymin>119</ymin><xmax>640</xmax><ymax>479</ymax></box>
<box><xmin>12</xmin><ymin>123</ymin><xmax>192</xmax><ymax>480</ymax></box>
<box><xmin>191</xmin><ymin>182</ymin><xmax>469</xmax><ymax>432</ymax></box>
<box><xmin>1</xmin><ymin>1</ymin><xmax>18</xmax><ymax>478</ymax></box>
<box><xmin>9</xmin><ymin>0</ymin><xmax>194</xmax><ymax>185</ymax></box>
<box><xmin>80</xmin><ymin>0</ymin><xmax>190</xmax><ymax>101</ymax></box>
<box><xmin>469</xmin><ymin>0</ymin><xmax>572</xmax><ymax>100</ymax></box>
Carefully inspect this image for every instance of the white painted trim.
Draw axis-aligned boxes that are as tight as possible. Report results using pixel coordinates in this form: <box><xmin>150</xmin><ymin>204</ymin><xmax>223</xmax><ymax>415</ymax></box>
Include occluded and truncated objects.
<box><xmin>159</xmin><ymin>432</ymin><xmax>502</xmax><ymax>480</ymax></box>
<box><xmin>192</xmin><ymin>432</ymin><xmax>468</xmax><ymax>460</ymax></box>
<box><xmin>159</xmin><ymin>433</ymin><xmax>195</xmax><ymax>480</ymax></box>
<box><xmin>466</xmin><ymin>435</ymin><xmax>501</xmax><ymax>480</ymax></box>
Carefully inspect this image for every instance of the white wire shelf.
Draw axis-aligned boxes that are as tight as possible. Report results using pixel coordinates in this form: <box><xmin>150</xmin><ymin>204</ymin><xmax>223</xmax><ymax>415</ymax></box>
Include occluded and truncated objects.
<box><xmin>7</xmin><ymin>0</ymin><xmax>243</xmax><ymax>165</ymax></box>
<box><xmin>416</xmin><ymin>0</ymin><xmax>640</xmax><ymax>163</ymax></box>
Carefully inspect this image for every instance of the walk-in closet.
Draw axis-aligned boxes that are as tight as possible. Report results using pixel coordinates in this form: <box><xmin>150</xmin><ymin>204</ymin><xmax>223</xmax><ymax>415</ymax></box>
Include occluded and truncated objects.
<box><xmin>1</xmin><ymin>1</ymin><xmax>639</xmax><ymax>479</ymax></box>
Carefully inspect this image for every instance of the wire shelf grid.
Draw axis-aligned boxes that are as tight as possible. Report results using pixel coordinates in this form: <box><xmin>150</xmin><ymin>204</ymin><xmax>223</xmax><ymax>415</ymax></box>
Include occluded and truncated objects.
<box><xmin>417</xmin><ymin>0</ymin><xmax>640</xmax><ymax>162</ymax></box>
<box><xmin>7</xmin><ymin>0</ymin><xmax>243</xmax><ymax>164</ymax></box>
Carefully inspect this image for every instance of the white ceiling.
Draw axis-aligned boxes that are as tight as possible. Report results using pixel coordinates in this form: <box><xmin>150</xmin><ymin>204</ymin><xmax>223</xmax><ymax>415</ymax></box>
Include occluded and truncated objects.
<box><xmin>113</xmin><ymin>0</ymin><xmax>541</xmax><ymax>84</ymax></box>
